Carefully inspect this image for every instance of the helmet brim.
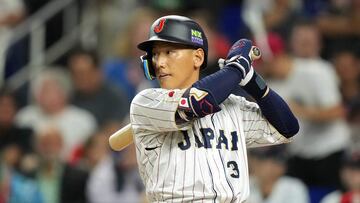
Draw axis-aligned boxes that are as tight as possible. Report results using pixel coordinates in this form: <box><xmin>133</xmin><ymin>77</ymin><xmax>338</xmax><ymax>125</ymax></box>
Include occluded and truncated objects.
<box><xmin>137</xmin><ymin>36</ymin><xmax>196</xmax><ymax>52</ymax></box>
<box><xmin>137</xmin><ymin>36</ymin><xmax>207</xmax><ymax>69</ymax></box>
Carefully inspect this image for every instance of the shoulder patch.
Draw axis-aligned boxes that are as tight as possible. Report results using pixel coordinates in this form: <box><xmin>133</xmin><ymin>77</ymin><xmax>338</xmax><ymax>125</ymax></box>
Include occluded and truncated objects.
<box><xmin>189</xmin><ymin>88</ymin><xmax>208</xmax><ymax>101</ymax></box>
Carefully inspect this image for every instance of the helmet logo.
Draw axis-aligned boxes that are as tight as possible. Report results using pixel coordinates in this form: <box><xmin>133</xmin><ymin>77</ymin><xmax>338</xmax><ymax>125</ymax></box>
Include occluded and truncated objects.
<box><xmin>154</xmin><ymin>19</ymin><xmax>166</xmax><ymax>33</ymax></box>
<box><xmin>191</xmin><ymin>29</ymin><xmax>203</xmax><ymax>45</ymax></box>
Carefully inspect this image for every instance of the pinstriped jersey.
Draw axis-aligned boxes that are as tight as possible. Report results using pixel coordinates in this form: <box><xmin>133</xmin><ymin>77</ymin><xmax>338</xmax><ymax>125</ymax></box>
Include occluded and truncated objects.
<box><xmin>130</xmin><ymin>88</ymin><xmax>291</xmax><ymax>203</ymax></box>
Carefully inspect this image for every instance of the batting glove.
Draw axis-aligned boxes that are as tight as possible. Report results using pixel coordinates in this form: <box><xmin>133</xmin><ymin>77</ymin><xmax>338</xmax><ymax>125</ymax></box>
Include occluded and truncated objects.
<box><xmin>218</xmin><ymin>39</ymin><xmax>255</xmax><ymax>86</ymax></box>
<box><xmin>219</xmin><ymin>39</ymin><xmax>268</xmax><ymax>100</ymax></box>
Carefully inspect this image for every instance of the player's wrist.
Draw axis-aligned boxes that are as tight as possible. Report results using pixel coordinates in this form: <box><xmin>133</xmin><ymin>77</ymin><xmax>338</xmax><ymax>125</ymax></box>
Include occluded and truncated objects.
<box><xmin>239</xmin><ymin>65</ymin><xmax>254</xmax><ymax>86</ymax></box>
<box><xmin>219</xmin><ymin>56</ymin><xmax>252</xmax><ymax>84</ymax></box>
<box><xmin>223</xmin><ymin>64</ymin><xmax>246</xmax><ymax>79</ymax></box>
<box><xmin>243</xmin><ymin>71</ymin><xmax>268</xmax><ymax>101</ymax></box>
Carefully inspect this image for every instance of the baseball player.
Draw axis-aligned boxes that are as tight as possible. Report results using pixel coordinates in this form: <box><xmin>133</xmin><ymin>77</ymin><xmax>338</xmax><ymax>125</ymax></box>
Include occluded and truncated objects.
<box><xmin>130</xmin><ymin>15</ymin><xmax>299</xmax><ymax>203</ymax></box>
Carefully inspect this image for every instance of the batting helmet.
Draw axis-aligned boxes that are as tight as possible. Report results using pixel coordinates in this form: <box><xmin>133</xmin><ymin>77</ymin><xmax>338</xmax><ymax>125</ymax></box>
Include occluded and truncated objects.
<box><xmin>137</xmin><ymin>15</ymin><xmax>208</xmax><ymax>80</ymax></box>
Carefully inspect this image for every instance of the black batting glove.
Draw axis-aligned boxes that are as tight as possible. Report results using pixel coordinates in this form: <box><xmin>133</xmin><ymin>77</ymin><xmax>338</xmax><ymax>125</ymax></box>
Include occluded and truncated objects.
<box><xmin>218</xmin><ymin>39</ymin><xmax>255</xmax><ymax>86</ymax></box>
<box><xmin>219</xmin><ymin>39</ymin><xmax>268</xmax><ymax>100</ymax></box>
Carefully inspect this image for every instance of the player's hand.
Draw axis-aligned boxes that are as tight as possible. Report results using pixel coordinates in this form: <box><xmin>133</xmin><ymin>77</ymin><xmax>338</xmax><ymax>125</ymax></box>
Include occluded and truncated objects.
<box><xmin>218</xmin><ymin>39</ymin><xmax>267</xmax><ymax>99</ymax></box>
<box><xmin>218</xmin><ymin>39</ymin><xmax>256</xmax><ymax>86</ymax></box>
<box><xmin>226</xmin><ymin>38</ymin><xmax>253</xmax><ymax>60</ymax></box>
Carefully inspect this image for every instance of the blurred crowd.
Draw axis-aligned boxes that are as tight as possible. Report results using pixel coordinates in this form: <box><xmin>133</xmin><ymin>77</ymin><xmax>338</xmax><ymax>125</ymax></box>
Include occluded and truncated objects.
<box><xmin>1</xmin><ymin>0</ymin><xmax>360</xmax><ymax>203</ymax></box>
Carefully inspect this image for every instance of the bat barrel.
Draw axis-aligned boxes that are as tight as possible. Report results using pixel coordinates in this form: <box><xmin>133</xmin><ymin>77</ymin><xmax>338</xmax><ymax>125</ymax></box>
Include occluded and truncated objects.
<box><xmin>109</xmin><ymin>124</ymin><xmax>133</xmax><ymax>151</ymax></box>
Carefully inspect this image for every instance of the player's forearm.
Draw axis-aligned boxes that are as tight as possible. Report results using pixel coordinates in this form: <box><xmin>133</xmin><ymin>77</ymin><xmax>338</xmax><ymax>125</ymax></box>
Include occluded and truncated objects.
<box><xmin>193</xmin><ymin>67</ymin><xmax>242</xmax><ymax>104</ymax></box>
<box><xmin>224</xmin><ymin>54</ymin><xmax>299</xmax><ymax>137</ymax></box>
<box><xmin>176</xmin><ymin>67</ymin><xmax>242</xmax><ymax>122</ymax></box>
<box><xmin>256</xmin><ymin>89</ymin><xmax>299</xmax><ymax>138</ymax></box>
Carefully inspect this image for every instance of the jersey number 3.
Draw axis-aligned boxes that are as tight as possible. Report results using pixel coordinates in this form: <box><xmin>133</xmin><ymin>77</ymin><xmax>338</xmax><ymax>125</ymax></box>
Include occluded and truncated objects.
<box><xmin>227</xmin><ymin>161</ymin><xmax>240</xmax><ymax>178</ymax></box>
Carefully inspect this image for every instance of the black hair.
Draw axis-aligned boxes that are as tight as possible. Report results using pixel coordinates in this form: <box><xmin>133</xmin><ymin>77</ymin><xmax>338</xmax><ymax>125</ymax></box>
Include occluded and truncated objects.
<box><xmin>68</xmin><ymin>46</ymin><xmax>100</xmax><ymax>68</ymax></box>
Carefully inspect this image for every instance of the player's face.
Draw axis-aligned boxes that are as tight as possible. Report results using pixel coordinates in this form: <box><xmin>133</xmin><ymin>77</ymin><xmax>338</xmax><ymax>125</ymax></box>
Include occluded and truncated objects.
<box><xmin>152</xmin><ymin>42</ymin><xmax>203</xmax><ymax>89</ymax></box>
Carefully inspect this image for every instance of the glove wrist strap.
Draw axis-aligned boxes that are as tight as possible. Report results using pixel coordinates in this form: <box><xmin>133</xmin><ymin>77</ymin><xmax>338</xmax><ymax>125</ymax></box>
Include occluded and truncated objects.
<box><xmin>239</xmin><ymin>66</ymin><xmax>254</xmax><ymax>86</ymax></box>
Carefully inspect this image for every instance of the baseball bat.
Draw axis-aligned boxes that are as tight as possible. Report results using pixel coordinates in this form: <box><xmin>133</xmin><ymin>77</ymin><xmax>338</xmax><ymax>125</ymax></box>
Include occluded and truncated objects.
<box><xmin>109</xmin><ymin>123</ymin><xmax>133</xmax><ymax>151</ymax></box>
<box><xmin>109</xmin><ymin>46</ymin><xmax>261</xmax><ymax>151</ymax></box>
<box><xmin>250</xmin><ymin>46</ymin><xmax>261</xmax><ymax>60</ymax></box>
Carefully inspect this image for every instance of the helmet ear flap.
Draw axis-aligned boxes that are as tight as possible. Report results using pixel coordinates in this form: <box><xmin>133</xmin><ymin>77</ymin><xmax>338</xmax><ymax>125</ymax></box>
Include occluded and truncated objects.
<box><xmin>140</xmin><ymin>54</ymin><xmax>156</xmax><ymax>80</ymax></box>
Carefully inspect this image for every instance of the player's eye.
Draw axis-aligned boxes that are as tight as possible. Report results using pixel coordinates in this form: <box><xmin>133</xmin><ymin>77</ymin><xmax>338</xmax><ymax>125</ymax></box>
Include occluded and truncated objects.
<box><xmin>152</xmin><ymin>52</ymin><xmax>158</xmax><ymax>60</ymax></box>
<box><xmin>167</xmin><ymin>49</ymin><xmax>178</xmax><ymax>56</ymax></box>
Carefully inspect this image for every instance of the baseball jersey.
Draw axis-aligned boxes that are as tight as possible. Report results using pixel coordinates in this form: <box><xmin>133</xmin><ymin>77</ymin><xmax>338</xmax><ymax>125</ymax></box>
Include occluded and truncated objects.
<box><xmin>130</xmin><ymin>88</ymin><xmax>291</xmax><ymax>203</ymax></box>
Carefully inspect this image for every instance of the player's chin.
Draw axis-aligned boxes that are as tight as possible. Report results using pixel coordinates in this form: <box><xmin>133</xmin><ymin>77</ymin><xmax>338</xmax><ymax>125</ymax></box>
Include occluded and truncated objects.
<box><xmin>159</xmin><ymin>80</ymin><xmax>176</xmax><ymax>90</ymax></box>
<box><xmin>158</xmin><ymin>77</ymin><xmax>172</xmax><ymax>88</ymax></box>
<box><xmin>159</xmin><ymin>82</ymin><xmax>172</xmax><ymax>89</ymax></box>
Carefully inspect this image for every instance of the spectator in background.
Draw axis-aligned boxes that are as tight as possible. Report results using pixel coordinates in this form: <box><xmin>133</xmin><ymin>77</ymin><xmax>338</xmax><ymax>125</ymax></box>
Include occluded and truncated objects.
<box><xmin>103</xmin><ymin>7</ymin><xmax>159</xmax><ymax>101</ymax></box>
<box><xmin>269</xmin><ymin>21</ymin><xmax>350</xmax><ymax>203</ymax></box>
<box><xmin>347</xmin><ymin>98</ymin><xmax>360</xmax><ymax>151</ymax></box>
<box><xmin>0</xmin><ymin>88</ymin><xmax>39</xmax><ymax>202</ymax></box>
<box><xmin>0</xmin><ymin>88</ymin><xmax>43</xmax><ymax>203</ymax></box>
<box><xmin>241</xmin><ymin>0</ymin><xmax>300</xmax><ymax>62</ymax></box>
<box><xmin>0</xmin><ymin>0</ymin><xmax>26</xmax><ymax>83</ymax></box>
<box><xmin>246</xmin><ymin>145</ymin><xmax>309</xmax><ymax>203</ymax></box>
<box><xmin>316</xmin><ymin>0</ymin><xmax>360</xmax><ymax>59</ymax></box>
<box><xmin>15</xmin><ymin>67</ymin><xmax>97</xmax><ymax>162</ymax></box>
<box><xmin>332</xmin><ymin>51</ymin><xmax>360</xmax><ymax>106</ymax></box>
<box><xmin>67</xmin><ymin>48</ymin><xmax>129</xmax><ymax>128</ymax></box>
<box><xmin>35</xmin><ymin>126</ymin><xmax>88</xmax><ymax>203</ymax></box>
<box><xmin>0</xmin><ymin>88</ymin><xmax>33</xmax><ymax>154</ymax></box>
<box><xmin>320</xmin><ymin>150</ymin><xmax>360</xmax><ymax>203</ymax></box>
<box><xmin>262</xmin><ymin>0</ymin><xmax>301</xmax><ymax>41</ymax></box>
<box><xmin>0</xmin><ymin>144</ymin><xmax>43</xmax><ymax>203</ymax></box>
<box><xmin>84</xmin><ymin>131</ymin><xmax>142</xmax><ymax>203</ymax></box>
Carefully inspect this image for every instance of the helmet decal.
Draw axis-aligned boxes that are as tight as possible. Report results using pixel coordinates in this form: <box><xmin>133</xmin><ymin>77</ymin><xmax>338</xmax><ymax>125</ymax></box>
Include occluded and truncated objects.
<box><xmin>191</xmin><ymin>29</ymin><xmax>203</xmax><ymax>45</ymax></box>
<box><xmin>154</xmin><ymin>18</ymin><xmax>166</xmax><ymax>33</ymax></box>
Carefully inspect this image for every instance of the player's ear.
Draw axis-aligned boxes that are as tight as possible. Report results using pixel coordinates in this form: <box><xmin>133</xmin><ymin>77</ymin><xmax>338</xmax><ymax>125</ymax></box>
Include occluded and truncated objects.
<box><xmin>193</xmin><ymin>48</ymin><xmax>204</xmax><ymax>70</ymax></box>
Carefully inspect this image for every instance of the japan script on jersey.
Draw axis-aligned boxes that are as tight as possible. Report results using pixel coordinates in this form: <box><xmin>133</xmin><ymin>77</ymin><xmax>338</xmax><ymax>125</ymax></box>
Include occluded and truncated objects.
<box><xmin>178</xmin><ymin>128</ymin><xmax>238</xmax><ymax>151</ymax></box>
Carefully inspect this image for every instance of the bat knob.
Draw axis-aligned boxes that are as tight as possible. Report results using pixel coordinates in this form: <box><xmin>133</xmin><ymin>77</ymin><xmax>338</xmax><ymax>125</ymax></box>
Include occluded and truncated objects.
<box><xmin>250</xmin><ymin>46</ymin><xmax>261</xmax><ymax>60</ymax></box>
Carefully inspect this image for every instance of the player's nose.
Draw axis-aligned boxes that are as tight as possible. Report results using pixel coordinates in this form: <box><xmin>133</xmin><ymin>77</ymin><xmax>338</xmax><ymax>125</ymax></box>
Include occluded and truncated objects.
<box><xmin>155</xmin><ymin>53</ymin><xmax>167</xmax><ymax>70</ymax></box>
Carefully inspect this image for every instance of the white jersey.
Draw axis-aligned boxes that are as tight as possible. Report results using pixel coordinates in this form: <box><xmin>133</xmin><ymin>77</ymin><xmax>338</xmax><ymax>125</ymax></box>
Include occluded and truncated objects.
<box><xmin>130</xmin><ymin>88</ymin><xmax>291</xmax><ymax>203</ymax></box>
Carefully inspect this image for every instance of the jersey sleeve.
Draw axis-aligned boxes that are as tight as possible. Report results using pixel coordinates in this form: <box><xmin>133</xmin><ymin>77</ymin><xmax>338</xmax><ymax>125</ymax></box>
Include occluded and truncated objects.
<box><xmin>226</xmin><ymin>95</ymin><xmax>291</xmax><ymax>148</ymax></box>
<box><xmin>130</xmin><ymin>88</ymin><xmax>191</xmax><ymax>132</ymax></box>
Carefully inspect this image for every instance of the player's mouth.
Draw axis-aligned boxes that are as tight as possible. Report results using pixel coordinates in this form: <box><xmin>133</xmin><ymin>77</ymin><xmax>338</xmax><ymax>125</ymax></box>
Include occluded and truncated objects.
<box><xmin>158</xmin><ymin>73</ymin><xmax>171</xmax><ymax>79</ymax></box>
